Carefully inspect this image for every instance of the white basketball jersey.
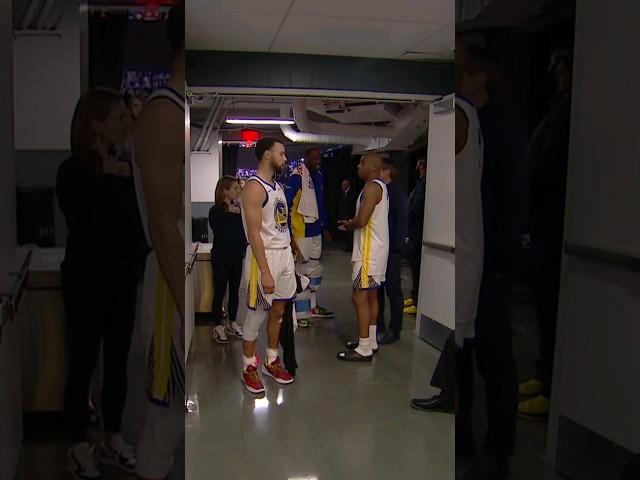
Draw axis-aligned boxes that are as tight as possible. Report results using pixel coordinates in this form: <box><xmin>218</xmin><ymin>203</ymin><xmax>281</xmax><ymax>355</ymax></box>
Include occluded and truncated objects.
<box><xmin>352</xmin><ymin>179</ymin><xmax>390</xmax><ymax>275</ymax></box>
<box><xmin>132</xmin><ymin>86</ymin><xmax>186</xmax><ymax>248</ymax></box>
<box><xmin>242</xmin><ymin>176</ymin><xmax>291</xmax><ymax>249</ymax></box>
<box><xmin>455</xmin><ymin>95</ymin><xmax>484</xmax><ymax>344</ymax></box>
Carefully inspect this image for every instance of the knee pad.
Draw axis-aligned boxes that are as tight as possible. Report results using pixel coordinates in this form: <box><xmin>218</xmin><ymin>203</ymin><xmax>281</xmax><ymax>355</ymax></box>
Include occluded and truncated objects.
<box><xmin>242</xmin><ymin>308</ymin><xmax>266</xmax><ymax>341</ymax></box>
<box><xmin>294</xmin><ymin>289</ymin><xmax>312</xmax><ymax>319</ymax></box>
<box><xmin>307</xmin><ymin>260</ymin><xmax>323</xmax><ymax>291</ymax></box>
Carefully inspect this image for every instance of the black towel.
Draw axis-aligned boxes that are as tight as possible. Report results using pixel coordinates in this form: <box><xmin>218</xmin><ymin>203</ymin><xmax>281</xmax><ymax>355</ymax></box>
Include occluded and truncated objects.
<box><xmin>279</xmin><ymin>274</ymin><xmax>304</xmax><ymax>377</ymax></box>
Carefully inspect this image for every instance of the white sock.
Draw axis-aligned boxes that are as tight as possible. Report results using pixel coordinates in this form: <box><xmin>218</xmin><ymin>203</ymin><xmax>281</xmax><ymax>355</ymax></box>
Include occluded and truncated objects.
<box><xmin>266</xmin><ymin>348</ymin><xmax>279</xmax><ymax>365</ymax></box>
<box><xmin>243</xmin><ymin>355</ymin><xmax>257</xmax><ymax>371</ymax></box>
<box><xmin>355</xmin><ymin>336</ymin><xmax>372</xmax><ymax>357</ymax></box>
<box><xmin>369</xmin><ymin>325</ymin><xmax>378</xmax><ymax>350</ymax></box>
<box><xmin>311</xmin><ymin>291</ymin><xmax>318</xmax><ymax>310</ymax></box>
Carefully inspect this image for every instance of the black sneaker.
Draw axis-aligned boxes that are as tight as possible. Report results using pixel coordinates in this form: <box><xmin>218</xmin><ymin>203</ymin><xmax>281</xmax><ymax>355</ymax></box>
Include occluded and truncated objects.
<box><xmin>311</xmin><ymin>306</ymin><xmax>334</xmax><ymax>318</ymax></box>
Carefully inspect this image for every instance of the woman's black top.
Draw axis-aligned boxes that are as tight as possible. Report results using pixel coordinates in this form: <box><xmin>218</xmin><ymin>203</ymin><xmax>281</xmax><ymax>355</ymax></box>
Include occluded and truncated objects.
<box><xmin>208</xmin><ymin>203</ymin><xmax>246</xmax><ymax>260</ymax></box>
<box><xmin>56</xmin><ymin>155</ymin><xmax>149</xmax><ymax>269</ymax></box>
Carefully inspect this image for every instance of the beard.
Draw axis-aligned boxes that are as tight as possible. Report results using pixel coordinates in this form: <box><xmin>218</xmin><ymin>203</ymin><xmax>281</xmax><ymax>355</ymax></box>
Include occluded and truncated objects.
<box><xmin>272</xmin><ymin>159</ymin><xmax>286</xmax><ymax>174</ymax></box>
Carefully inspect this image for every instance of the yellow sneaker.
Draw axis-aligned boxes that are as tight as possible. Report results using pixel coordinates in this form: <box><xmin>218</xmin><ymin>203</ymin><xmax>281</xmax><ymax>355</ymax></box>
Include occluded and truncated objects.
<box><xmin>404</xmin><ymin>298</ymin><xmax>415</xmax><ymax>307</ymax></box>
<box><xmin>403</xmin><ymin>305</ymin><xmax>418</xmax><ymax>315</ymax></box>
<box><xmin>519</xmin><ymin>378</ymin><xmax>544</xmax><ymax>399</ymax></box>
<box><xmin>518</xmin><ymin>395</ymin><xmax>550</xmax><ymax>419</ymax></box>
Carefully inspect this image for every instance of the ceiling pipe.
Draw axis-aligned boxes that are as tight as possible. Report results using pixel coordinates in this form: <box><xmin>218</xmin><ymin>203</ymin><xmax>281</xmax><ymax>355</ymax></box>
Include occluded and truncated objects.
<box><xmin>20</xmin><ymin>0</ymin><xmax>43</xmax><ymax>30</ymax></box>
<box><xmin>280</xmin><ymin>123</ymin><xmax>391</xmax><ymax>150</ymax></box>
<box><xmin>292</xmin><ymin>98</ymin><xmax>397</xmax><ymax>138</ymax></box>
<box><xmin>36</xmin><ymin>0</ymin><xmax>56</xmax><ymax>30</ymax></box>
<box><xmin>279</xmin><ymin>106</ymin><xmax>392</xmax><ymax>150</ymax></box>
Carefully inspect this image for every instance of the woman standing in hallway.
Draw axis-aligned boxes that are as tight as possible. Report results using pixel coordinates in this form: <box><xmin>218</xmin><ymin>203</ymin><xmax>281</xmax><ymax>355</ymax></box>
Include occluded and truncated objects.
<box><xmin>57</xmin><ymin>88</ymin><xmax>147</xmax><ymax>479</ymax></box>
<box><xmin>209</xmin><ymin>176</ymin><xmax>246</xmax><ymax>343</ymax></box>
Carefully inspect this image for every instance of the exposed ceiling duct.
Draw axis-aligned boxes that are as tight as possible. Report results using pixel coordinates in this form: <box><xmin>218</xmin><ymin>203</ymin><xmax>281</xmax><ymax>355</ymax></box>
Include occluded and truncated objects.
<box><xmin>15</xmin><ymin>0</ymin><xmax>65</xmax><ymax>31</ymax></box>
<box><xmin>292</xmin><ymin>98</ymin><xmax>397</xmax><ymax>138</ymax></box>
<box><xmin>280</xmin><ymin>105</ymin><xmax>392</xmax><ymax>150</ymax></box>
<box><xmin>279</xmin><ymin>123</ymin><xmax>392</xmax><ymax>151</ymax></box>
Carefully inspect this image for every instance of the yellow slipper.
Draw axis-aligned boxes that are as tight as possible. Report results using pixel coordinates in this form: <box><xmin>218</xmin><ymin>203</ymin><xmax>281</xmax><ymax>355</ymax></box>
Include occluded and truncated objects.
<box><xmin>404</xmin><ymin>298</ymin><xmax>415</xmax><ymax>307</ymax></box>
<box><xmin>519</xmin><ymin>378</ymin><xmax>544</xmax><ymax>399</ymax></box>
<box><xmin>518</xmin><ymin>395</ymin><xmax>550</xmax><ymax>419</ymax></box>
<box><xmin>403</xmin><ymin>305</ymin><xmax>418</xmax><ymax>315</ymax></box>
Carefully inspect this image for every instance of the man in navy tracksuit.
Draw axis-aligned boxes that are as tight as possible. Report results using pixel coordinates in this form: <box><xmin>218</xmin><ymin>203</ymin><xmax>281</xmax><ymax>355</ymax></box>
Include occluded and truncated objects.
<box><xmin>376</xmin><ymin>158</ymin><xmax>408</xmax><ymax>344</ymax></box>
<box><xmin>285</xmin><ymin>148</ymin><xmax>334</xmax><ymax>327</ymax></box>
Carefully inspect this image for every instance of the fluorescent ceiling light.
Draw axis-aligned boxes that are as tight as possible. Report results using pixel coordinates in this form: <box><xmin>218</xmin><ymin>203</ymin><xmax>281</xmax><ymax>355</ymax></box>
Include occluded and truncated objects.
<box><xmin>226</xmin><ymin>117</ymin><xmax>295</xmax><ymax>125</ymax></box>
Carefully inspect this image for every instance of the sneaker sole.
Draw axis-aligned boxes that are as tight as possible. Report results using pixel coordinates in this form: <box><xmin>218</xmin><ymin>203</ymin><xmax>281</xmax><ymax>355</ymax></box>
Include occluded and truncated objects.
<box><xmin>262</xmin><ymin>365</ymin><xmax>294</xmax><ymax>385</ymax></box>
<box><xmin>311</xmin><ymin>313</ymin><xmax>334</xmax><ymax>319</ymax></box>
<box><xmin>241</xmin><ymin>378</ymin><xmax>265</xmax><ymax>394</ymax></box>
<box><xmin>67</xmin><ymin>465</ymin><xmax>101</xmax><ymax>480</ymax></box>
<box><xmin>213</xmin><ymin>333</ymin><xmax>229</xmax><ymax>344</ymax></box>
<box><xmin>99</xmin><ymin>455</ymin><xmax>136</xmax><ymax>474</ymax></box>
<box><xmin>517</xmin><ymin>412</ymin><xmax>549</xmax><ymax>421</ymax></box>
<box><xmin>67</xmin><ymin>454</ymin><xmax>101</xmax><ymax>480</ymax></box>
<box><xmin>226</xmin><ymin>330</ymin><xmax>243</xmax><ymax>338</ymax></box>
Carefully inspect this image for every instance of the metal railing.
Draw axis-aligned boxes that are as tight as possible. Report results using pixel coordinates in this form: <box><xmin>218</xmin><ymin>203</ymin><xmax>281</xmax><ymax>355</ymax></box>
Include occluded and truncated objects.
<box><xmin>185</xmin><ymin>244</ymin><xmax>199</xmax><ymax>277</ymax></box>
<box><xmin>564</xmin><ymin>242</ymin><xmax>640</xmax><ymax>272</ymax></box>
<box><xmin>423</xmin><ymin>240</ymin><xmax>455</xmax><ymax>254</ymax></box>
<box><xmin>0</xmin><ymin>250</ymin><xmax>33</xmax><ymax>344</ymax></box>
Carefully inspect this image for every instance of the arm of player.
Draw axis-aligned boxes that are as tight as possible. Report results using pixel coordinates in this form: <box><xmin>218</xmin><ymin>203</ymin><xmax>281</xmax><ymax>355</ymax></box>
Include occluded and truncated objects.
<box><xmin>339</xmin><ymin>182</ymin><xmax>382</xmax><ymax>231</ymax></box>
<box><xmin>456</xmin><ymin>105</ymin><xmax>469</xmax><ymax>155</ymax></box>
<box><xmin>242</xmin><ymin>181</ymin><xmax>275</xmax><ymax>294</ymax></box>
<box><xmin>134</xmin><ymin>99</ymin><xmax>185</xmax><ymax>322</ymax></box>
<box><xmin>290</xmin><ymin>234</ymin><xmax>305</xmax><ymax>263</ymax></box>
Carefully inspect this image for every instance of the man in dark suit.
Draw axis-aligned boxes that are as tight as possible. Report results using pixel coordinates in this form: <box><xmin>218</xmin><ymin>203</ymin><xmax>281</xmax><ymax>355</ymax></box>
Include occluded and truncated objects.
<box><xmin>376</xmin><ymin>158</ymin><xmax>408</xmax><ymax>344</ymax></box>
<box><xmin>336</xmin><ymin>178</ymin><xmax>357</xmax><ymax>252</ymax></box>
<box><xmin>404</xmin><ymin>159</ymin><xmax>426</xmax><ymax>315</ymax></box>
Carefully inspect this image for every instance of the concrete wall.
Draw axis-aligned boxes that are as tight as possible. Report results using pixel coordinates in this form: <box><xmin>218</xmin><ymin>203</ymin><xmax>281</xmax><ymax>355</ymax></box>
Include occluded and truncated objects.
<box><xmin>0</xmin><ymin>1</ymin><xmax>23</xmax><ymax>478</ymax></box>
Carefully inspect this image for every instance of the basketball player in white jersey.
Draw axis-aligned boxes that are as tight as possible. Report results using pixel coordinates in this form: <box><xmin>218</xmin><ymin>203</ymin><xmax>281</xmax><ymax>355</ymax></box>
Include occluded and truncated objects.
<box><xmin>240</xmin><ymin>137</ymin><xmax>299</xmax><ymax>394</ymax></box>
<box><xmin>336</xmin><ymin>154</ymin><xmax>390</xmax><ymax>361</ymax></box>
<box><xmin>131</xmin><ymin>1</ymin><xmax>185</xmax><ymax>478</ymax></box>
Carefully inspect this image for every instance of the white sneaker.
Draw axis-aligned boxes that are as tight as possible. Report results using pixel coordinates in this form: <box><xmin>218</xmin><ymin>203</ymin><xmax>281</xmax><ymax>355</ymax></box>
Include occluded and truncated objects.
<box><xmin>226</xmin><ymin>322</ymin><xmax>243</xmax><ymax>338</ymax></box>
<box><xmin>213</xmin><ymin>325</ymin><xmax>229</xmax><ymax>344</ymax></box>
<box><xmin>67</xmin><ymin>442</ymin><xmax>101</xmax><ymax>480</ymax></box>
<box><xmin>100</xmin><ymin>434</ymin><xmax>136</xmax><ymax>473</ymax></box>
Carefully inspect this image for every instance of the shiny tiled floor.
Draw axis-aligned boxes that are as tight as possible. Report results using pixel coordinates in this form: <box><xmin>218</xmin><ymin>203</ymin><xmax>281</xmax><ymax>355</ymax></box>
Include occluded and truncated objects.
<box><xmin>17</xmin><ymin>249</ymin><xmax>561</xmax><ymax>480</ymax></box>
<box><xmin>185</xmin><ymin>247</ymin><xmax>453</xmax><ymax>480</ymax></box>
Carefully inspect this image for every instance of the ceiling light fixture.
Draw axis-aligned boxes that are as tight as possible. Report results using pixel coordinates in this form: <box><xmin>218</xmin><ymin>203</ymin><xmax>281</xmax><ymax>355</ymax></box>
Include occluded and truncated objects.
<box><xmin>226</xmin><ymin>117</ymin><xmax>295</xmax><ymax>125</ymax></box>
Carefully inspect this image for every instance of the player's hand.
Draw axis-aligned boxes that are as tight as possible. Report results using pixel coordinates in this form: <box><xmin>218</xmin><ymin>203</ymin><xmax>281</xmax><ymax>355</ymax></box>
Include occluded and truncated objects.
<box><xmin>338</xmin><ymin>219</ymin><xmax>352</xmax><ymax>231</ymax></box>
<box><xmin>102</xmin><ymin>156</ymin><xmax>131</xmax><ymax>177</ymax></box>
<box><xmin>324</xmin><ymin>230</ymin><xmax>333</xmax><ymax>242</ymax></box>
<box><xmin>292</xmin><ymin>244</ymin><xmax>306</xmax><ymax>263</ymax></box>
<box><xmin>261</xmin><ymin>271</ymin><xmax>275</xmax><ymax>294</ymax></box>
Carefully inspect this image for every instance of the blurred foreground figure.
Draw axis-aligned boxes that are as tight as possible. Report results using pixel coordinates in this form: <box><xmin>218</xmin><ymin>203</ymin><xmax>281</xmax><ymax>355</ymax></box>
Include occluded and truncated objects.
<box><xmin>132</xmin><ymin>1</ymin><xmax>186</xmax><ymax>479</ymax></box>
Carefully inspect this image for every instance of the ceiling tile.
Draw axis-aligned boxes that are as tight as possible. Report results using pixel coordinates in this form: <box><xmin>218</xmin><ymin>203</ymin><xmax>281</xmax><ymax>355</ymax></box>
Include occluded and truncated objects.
<box><xmin>290</xmin><ymin>0</ymin><xmax>453</xmax><ymax>24</ymax></box>
<box><xmin>187</xmin><ymin>12</ymin><xmax>284</xmax><ymax>50</ymax></box>
<box><xmin>410</xmin><ymin>22</ymin><xmax>454</xmax><ymax>54</ymax></box>
<box><xmin>271</xmin><ymin>15</ymin><xmax>441</xmax><ymax>58</ymax></box>
<box><xmin>188</xmin><ymin>0</ymin><xmax>294</xmax><ymax>14</ymax></box>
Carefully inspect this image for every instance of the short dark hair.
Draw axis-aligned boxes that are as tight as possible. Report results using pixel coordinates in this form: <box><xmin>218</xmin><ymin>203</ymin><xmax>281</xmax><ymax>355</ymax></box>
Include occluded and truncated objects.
<box><xmin>255</xmin><ymin>137</ymin><xmax>280</xmax><ymax>162</ymax></box>
<box><xmin>166</xmin><ymin>0</ymin><xmax>184</xmax><ymax>54</ymax></box>
<box><xmin>304</xmin><ymin>147</ymin><xmax>321</xmax><ymax>157</ymax></box>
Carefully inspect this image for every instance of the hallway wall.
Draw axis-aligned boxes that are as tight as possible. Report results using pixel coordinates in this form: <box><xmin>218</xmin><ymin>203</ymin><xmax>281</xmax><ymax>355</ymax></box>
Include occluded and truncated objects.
<box><xmin>0</xmin><ymin>2</ymin><xmax>23</xmax><ymax>479</ymax></box>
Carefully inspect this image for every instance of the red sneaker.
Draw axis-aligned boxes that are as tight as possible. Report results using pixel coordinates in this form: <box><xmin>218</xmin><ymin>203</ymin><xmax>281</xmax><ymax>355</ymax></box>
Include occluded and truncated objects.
<box><xmin>262</xmin><ymin>357</ymin><xmax>294</xmax><ymax>385</ymax></box>
<box><xmin>242</xmin><ymin>363</ymin><xmax>265</xmax><ymax>394</ymax></box>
